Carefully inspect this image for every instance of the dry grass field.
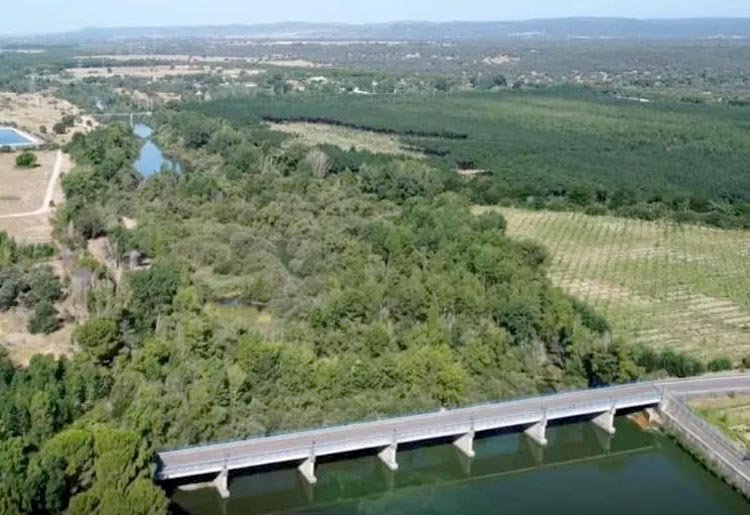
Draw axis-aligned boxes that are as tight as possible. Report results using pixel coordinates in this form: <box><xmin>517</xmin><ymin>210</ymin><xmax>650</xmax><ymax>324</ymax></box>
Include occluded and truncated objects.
<box><xmin>476</xmin><ymin>207</ymin><xmax>750</xmax><ymax>361</ymax></box>
<box><xmin>66</xmin><ymin>65</ymin><xmax>264</xmax><ymax>80</ymax></box>
<box><xmin>0</xmin><ymin>309</ymin><xmax>75</xmax><ymax>366</ymax></box>
<box><xmin>269</xmin><ymin>121</ymin><xmax>424</xmax><ymax>157</ymax></box>
<box><xmin>0</xmin><ymin>151</ymin><xmax>67</xmax><ymax>243</ymax></box>
<box><xmin>76</xmin><ymin>54</ymin><xmax>326</xmax><ymax>68</ymax></box>
<box><xmin>0</xmin><ymin>91</ymin><xmax>95</xmax><ymax>144</ymax></box>
<box><xmin>0</xmin><ymin>151</ymin><xmax>57</xmax><ymax>215</ymax></box>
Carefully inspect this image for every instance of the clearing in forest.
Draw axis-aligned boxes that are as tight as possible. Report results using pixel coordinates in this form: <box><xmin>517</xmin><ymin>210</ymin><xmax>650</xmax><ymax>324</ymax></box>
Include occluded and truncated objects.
<box><xmin>268</xmin><ymin>121</ymin><xmax>424</xmax><ymax>157</ymax></box>
<box><xmin>0</xmin><ymin>151</ymin><xmax>67</xmax><ymax>243</ymax></box>
<box><xmin>478</xmin><ymin>207</ymin><xmax>750</xmax><ymax>361</ymax></box>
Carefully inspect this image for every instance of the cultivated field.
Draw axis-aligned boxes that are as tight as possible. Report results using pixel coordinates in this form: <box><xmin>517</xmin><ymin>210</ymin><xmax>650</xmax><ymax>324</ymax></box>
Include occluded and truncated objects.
<box><xmin>76</xmin><ymin>54</ymin><xmax>325</xmax><ymax>68</ymax></box>
<box><xmin>268</xmin><ymin>121</ymin><xmax>423</xmax><ymax>157</ymax></box>
<box><xmin>65</xmin><ymin>65</ymin><xmax>263</xmax><ymax>79</ymax></box>
<box><xmin>479</xmin><ymin>207</ymin><xmax>750</xmax><ymax>360</ymax></box>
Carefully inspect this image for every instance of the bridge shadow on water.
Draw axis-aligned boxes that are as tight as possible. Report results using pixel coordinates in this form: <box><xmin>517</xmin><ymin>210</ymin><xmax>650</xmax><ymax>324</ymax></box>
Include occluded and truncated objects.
<box><xmin>169</xmin><ymin>416</ymin><xmax>659</xmax><ymax>515</ymax></box>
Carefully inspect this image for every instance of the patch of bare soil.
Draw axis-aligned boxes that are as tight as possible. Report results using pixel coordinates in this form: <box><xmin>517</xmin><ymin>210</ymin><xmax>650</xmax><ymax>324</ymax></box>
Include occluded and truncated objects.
<box><xmin>0</xmin><ymin>151</ymin><xmax>57</xmax><ymax>214</ymax></box>
<box><xmin>0</xmin><ymin>309</ymin><xmax>74</xmax><ymax>366</ymax></box>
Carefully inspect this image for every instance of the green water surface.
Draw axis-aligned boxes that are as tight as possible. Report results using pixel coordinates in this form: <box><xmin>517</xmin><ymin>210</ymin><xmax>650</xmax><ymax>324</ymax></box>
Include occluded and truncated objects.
<box><xmin>171</xmin><ymin>418</ymin><xmax>750</xmax><ymax>515</ymax></box>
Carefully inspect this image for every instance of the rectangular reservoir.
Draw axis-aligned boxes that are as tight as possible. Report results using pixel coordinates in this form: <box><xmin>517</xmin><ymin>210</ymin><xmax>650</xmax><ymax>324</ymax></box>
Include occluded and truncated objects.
<box><xmin>0</xmin><ymin>127</ymin><xmax>38</xmax><ymax>149</ymax></box>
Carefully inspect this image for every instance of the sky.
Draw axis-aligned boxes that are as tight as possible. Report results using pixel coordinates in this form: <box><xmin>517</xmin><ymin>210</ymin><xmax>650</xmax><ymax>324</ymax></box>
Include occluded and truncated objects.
<box><xmin>2</xmin><ymin>0</ymin><xmax>750</xmax><ymax>35</ymax></box>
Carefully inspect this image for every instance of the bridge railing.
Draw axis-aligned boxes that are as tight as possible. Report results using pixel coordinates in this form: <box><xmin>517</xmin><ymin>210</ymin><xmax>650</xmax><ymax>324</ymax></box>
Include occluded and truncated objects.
<box><xmin>664</xmin><ymin>395</ymin><xmax>748</xmax><ymax>462</ymax></box>
<box><xmin>157</xmin><ymin>381</ymin><xmax>662</xmax><ymax>455</ymax></box>
<box><xmin>158</xmin><ymin>391</ymin><xmax>662</xmax><ymax>478</ymax></box>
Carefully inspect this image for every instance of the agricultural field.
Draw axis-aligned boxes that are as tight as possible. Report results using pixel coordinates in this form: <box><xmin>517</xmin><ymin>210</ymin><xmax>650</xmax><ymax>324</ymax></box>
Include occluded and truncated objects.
<box><xmin>65</xmin><ymin>64</ymin><xmax>262</xmax><ymax>79</ymax></box>
<box><xmin>480</xmin><ymin>207</ymin><xmax>750</xmax><ymax>361</ymax></box>
<box><xmin>691</xmin><ymin>396</ymin><xmax>750</xmax><ymax>450</ymax></box>
<box><xmin>268</xmin><ymin>121</ymin><xmax>423</xmax><ymax>157</ymax></box>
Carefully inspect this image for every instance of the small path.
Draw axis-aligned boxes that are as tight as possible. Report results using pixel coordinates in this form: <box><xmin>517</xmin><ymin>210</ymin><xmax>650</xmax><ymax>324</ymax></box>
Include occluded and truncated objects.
<box><xmin>0</xmin><ymin>150</ymin><xmax>64</xmax><ymax>219</ymax></box>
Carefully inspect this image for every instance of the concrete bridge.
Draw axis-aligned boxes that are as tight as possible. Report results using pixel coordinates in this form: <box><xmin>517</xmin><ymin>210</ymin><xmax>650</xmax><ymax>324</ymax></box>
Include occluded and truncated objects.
<box><xmin>156</xmin><ymin>374</ymin><xmax>750</xmax><ymax>498</ymax></box>
<box><xmin>95</xmin><ymin>112</ymin><xmax>154</xmax><ymax>126</ymax></box>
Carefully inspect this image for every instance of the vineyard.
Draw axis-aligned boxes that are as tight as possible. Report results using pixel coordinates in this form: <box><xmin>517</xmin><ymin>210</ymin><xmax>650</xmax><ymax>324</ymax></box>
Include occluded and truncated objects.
<box><xmin>482</xmin><ymin>207</ymin><xmax>750</xmax><ymax>360</ymax></box>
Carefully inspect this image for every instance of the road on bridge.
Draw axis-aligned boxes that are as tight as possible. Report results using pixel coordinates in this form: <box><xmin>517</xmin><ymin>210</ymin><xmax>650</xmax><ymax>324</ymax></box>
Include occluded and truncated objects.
<box><xmin>157</xmin><ymin>374</ymin><xmax>750</xmax><ymax>481</ymax></box>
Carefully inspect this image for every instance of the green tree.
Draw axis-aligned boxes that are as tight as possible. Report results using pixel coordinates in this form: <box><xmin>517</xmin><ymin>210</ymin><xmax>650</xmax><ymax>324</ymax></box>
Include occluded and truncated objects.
<box><xmin>75</xmin><ymin>318</ymin><xmax>122</xmax><ymax>364</ymax></box>
<box><xmin>28</xmin><ymin>301</ymin><xmax>60</xmax><ymax>335</ymax></box>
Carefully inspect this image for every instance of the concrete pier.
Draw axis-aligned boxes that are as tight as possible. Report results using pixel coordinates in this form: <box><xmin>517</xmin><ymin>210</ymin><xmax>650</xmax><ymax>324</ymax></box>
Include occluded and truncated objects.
<box><xmin>453</xmin><ymin>431</ymin><xmax>476</xmax><ymax>458</ymax></box>
<box><xmin>298</xmin><ymin>456</ymin><xmax>317</xmax><ymax>485</ymax></box>
<box><xmin>213</xmin><ymin>468</ymin><xmax>230</xmax><ymax>499</ymax></box>
<box><xmin>156</xmin><ymin>375</ymin><xmax>750</xmax><ymax>486</ymax></box>
<box><xmin>591</xmin><ymin>407</ymin><xmax>617</xmax><ymax>435</ymax></box>
<box><xmin>524</xmin><ymin>413</ymin><xmax>548</xmax><ymax>446</ymax></box>
<box><xmin>378</xmin><ymin>443</ymin><xmax>399</xmax><ymax>471</ymax></box>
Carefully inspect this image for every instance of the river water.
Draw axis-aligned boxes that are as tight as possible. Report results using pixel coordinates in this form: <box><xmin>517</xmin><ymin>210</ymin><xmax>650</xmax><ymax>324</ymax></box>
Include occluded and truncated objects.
<box><xmin>133</xmin><ymin>123</ymin><xmax>182</xmax><ymax>177</ymax></box>
<box><xmin>170</xmin><ymin>418</ymin><xmax>750</xmax><ymax>515</ymax></box>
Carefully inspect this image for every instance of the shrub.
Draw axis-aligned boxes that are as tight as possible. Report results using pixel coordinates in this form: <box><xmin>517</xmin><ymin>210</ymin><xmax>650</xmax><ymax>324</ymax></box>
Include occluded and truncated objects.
<box><xmin>15</xmin><ymin>152</ymin><xmax>38</xmax><ymax>169</ymax></box>
<box><xmin>28</xmin><ymin>301</ymin><xmax>60</xmax><ymax>334</ymax></box>
<box><xmin>707</xmin><ymin>357</ymin><xmax>733</xmax><ymax>372</ymax></box>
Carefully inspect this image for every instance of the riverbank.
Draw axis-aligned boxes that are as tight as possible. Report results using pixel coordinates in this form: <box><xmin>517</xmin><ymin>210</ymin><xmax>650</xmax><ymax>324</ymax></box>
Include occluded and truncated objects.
<box><xmin>660</xmin><ymin>395</ymin><xmax>750</xmax><ymax>499</ymax></box>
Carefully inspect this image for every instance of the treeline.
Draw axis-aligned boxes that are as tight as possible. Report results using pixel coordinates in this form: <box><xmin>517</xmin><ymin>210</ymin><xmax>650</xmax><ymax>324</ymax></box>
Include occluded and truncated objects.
<box><xmin>193</xmin><ymin>90</ymin><xmax>750</xmax><ymax>229</ymax></box>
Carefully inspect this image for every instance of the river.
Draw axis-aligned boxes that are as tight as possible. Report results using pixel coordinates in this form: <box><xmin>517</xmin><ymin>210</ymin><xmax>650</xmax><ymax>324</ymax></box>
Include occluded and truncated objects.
<box><xmin>170</xmin><ymin>418</ymin><xmax>750</xmax><ymax>515</ymax></box>
<box><xmin>133</xmin><ymin>123</ymin><xmax>182</xmax><ymax>177</ymax></box>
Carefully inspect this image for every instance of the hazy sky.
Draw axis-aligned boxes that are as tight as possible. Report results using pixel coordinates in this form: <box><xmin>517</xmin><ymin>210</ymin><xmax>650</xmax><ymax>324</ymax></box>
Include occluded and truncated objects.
<box><xmin>2</xmin><ymin>0</ymin><xmax>750</xmax><ymax>35</ymax></box>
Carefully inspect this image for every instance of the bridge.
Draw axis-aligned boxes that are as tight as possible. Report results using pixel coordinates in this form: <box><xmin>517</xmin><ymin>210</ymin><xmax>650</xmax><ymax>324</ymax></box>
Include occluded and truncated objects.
<box><xmin>156</xmin><ymin>374</ymin><xmax>750</xmax><ymax>498</ymax></box>
<box><xmin>94</xmin><ymin>112</ymin><xmax>153</xmax><ymax>126</ymax></box>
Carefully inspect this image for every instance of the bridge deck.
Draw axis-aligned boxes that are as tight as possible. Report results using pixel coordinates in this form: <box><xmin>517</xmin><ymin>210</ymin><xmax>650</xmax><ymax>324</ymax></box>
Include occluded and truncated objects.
<box><xmin>157</xmin><ymin>374</ymin><xmax>750</xmax><ymax>481</ymax></box>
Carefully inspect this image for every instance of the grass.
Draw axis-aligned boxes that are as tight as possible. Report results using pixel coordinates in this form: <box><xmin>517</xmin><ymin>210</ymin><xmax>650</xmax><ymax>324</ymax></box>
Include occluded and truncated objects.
<box><xmin>477</xmin><ymin>207</ymin><xmax>750</xmax><ymax>361</ymax></box>
<box><xmin>691</xmin><ymin>396</ymin><xmax>750</xmax><ymax>450</ymax></box>
<box><xmin>267</xmin><ymin>121</ymin><xmax>423</xmax><ymax>157</ymax></box>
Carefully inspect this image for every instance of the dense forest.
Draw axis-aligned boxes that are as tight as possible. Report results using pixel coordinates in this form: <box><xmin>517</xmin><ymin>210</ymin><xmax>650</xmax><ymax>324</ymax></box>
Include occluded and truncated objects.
<box><xmin>194</xmin><ymin>89</ymin><xmax>750</xmax><ymax>229</ymax></box>
<box><xmin>0</xmin><ymin>104</ymin><xmax>734</xmax><ymax>513</ymax></box>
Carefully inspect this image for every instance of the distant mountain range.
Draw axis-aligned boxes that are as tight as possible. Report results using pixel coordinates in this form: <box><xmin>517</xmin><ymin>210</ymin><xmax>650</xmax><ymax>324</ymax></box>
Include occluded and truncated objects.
<box><xmin>8</xmin><ymin>18</ymin><xmax>750</xmax><ymax>43</ymax></box>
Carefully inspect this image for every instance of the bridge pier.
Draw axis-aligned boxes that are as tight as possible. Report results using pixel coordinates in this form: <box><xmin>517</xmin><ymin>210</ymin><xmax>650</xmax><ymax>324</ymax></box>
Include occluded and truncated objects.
<box><xmin>525</xmin><ymin>435</ymin><xmax>545</xmax><ymax>464</ymax></box>
<box><xmin>524</xmin><ymin>414</ymin><xmax>548</xmax><ymax>446</ymax></box>
<box><xmin>213</xmin><ymin>468</ymin><xmax>230</xmax><ymax>499</ymax></box>
<box><xmin>591</xmin><ymin>407</ymin><xmax>617</xmax><ymax>435</ymax></box>
<box><xmin>453</xmin><ymin>431</ymin><xmax>476</xmax><ymax>458</ymax></box>
<box><xmin>378</xmin><ymin>443</ymin><xmax>399</xmax><ymax>471</ymax></box>
<box><xmin>298</xmin><ymin>456</ymin><xmax>317</xmax><ymax>485</ymax></box>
